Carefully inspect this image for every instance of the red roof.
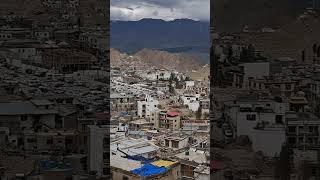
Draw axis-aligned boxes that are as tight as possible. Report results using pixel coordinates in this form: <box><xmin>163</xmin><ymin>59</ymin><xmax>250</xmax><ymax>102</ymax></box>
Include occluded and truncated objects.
<box><xmin>167</xmin><ymin>111</ymin><xmax>179</xmax><ymax>117</ymax></box>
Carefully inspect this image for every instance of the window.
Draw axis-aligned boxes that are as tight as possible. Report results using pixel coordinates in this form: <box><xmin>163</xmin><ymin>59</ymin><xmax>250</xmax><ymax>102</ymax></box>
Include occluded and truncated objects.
<box><xmin>298</xmin><ymin>137</ymin><xmax>304</xmax><ymax>144</ymax></box>
<box><xmin>21</xmin><ymin>115</ymin><xmax>28</xmax><ymax>121</ymax></box>
<box><xmin>309</xmin><ymin>126</ymin><xmax>318</xmax><ymax>134</ymax></box>
<box><xmin>172</xmin><ymin>140</ymin><xmax>179</xmax><ymax>148</ymax></box>
<box><xmin>65</xmin><ymin>139</ymin><xmax>72</xmax><ymax>145</ymax></box>
<box><xmin>288</xmin><ymin>126</ymin><xmax>296</xmax><ymax>133</ymax></box>
<box><xmin>246</xmin><ymin>114</ymin><xmax>256</xmax><ymax>121</ymax></box>
<box><xmin>165</xmin><ymin>139</ymin><xmax>169</xmax><ymax>147</ymax></box>
<box><xmin>122</xmin><ymin>176</ymin><xmax>129</xmax><ymax>180</ymax></box>
<box><xmin>275</xmin><ymin>115</ymin><xmax>283</xmax><ymax>124</ymax></box>
<box><xmin>288</xmin><ymin>137</ymin><xmax>296</xmax><ymax>145</ymax></box>
<box><xmin>299</xmin><ymin>126</ymin><xmax>304</xmax><ymax>133</ymax></box>
<box><xmin>47</xmin><ymin>139</ymin><xmax>53</xmax><ymax>144</ymax></box>
<box><xmin>285</xmin><ymin>84</ymin><xmax>291</xmax><ymax>90</ymax></box>
<box><xmin>27</xmin><ymin>138</ymin><xmax>36</xmax><ymax>143</ymax></box>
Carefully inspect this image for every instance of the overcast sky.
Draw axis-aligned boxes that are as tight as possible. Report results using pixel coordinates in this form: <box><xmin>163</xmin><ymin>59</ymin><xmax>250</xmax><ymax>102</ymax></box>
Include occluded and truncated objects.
<box><xmin>110</xmin><ymin>0</ymin><xmax>210</xmax><ymax>21</ymax></box>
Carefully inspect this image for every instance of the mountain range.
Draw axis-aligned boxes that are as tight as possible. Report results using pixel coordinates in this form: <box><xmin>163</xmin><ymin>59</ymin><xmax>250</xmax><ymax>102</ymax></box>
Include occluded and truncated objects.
<box><xmin>110</xmin><ymin>18</ymin><xmax>210</xmax><ymax>63</ymax></box>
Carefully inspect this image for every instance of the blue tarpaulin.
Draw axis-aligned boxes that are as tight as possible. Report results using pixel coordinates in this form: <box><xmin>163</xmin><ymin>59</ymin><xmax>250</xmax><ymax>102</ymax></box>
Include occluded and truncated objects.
<box><xmin>131</xmin><ymin>164</ymin><xmax>167</xmax><ymax>177</ymax></box>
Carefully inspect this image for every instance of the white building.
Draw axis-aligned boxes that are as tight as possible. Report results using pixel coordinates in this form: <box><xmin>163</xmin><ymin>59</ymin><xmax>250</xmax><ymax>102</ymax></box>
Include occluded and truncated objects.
<box><xmin>251</xmin><ymin>125</ymin><xmax>286</xmax><ymax>157</ymax></box>
<box><xmin>138</xmin><ymin>69</ymin><xmax>171</xmax><ymax>81</ymax></box>
<box><xmin>185</xmin><ymin>81</ymin><xmax>195</xmax><ymax>90</ymax></box>
<box><xmin>137</xmin><ymin>95</ymin><xmax>159</xmax><ymax>118</ymax></box>
<box><xmin>181</xmin><ymin>95</ymin><xmax>200</xmax><ymax>111</ymax></box>
<box><xmin>225</xmin><ymin>97</ymin><xmax>286</xmax><ymax>138</ymax></box>
<box><xmin>239</xmin><ymin>62</ymin><xmax>270</xmax><ymax>89</ymax></box>
<box><xmin>224</xmin><ymin>97</ymin><xmax>287</xmax><ymax>157</ymax></box>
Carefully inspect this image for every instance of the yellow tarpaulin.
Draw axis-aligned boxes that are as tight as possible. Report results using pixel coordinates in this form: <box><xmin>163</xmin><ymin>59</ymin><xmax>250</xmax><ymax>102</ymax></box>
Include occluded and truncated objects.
<box><xmin>152</xmin><ymin>160</ymin><xmax>177</xmax><ymax>167</ymax></box>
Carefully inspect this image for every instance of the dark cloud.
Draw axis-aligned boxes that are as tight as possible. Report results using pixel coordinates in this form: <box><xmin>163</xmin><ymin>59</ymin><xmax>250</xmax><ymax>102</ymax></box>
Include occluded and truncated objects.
<box><xmin>110</xmin><ymin>0</ymin><xmax>209</xmax><ymax>21</ymax></box>
<box><xmin>126</xmin><ymin>7</ymin><xmax>134</xmax><ymax>11</ymax></box>
<box><xmin>152</xmin><ymin>10</ymin><xmax>159</xmax><ymax>16</ymax></box>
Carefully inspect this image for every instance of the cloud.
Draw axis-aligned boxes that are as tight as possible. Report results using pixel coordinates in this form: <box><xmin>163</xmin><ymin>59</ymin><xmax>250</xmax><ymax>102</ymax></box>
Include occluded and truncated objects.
<box><xmin>110</xmin><ymin>0</ymin><xmax>210</xmax><ymax>21</ymax></box>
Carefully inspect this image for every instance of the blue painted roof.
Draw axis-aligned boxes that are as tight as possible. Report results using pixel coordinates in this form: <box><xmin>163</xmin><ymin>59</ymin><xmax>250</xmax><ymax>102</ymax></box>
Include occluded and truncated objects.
<box><xmin>131</xmin><ymin>164</ymin><xmax>167</xmax><ymax>177</ymax></box>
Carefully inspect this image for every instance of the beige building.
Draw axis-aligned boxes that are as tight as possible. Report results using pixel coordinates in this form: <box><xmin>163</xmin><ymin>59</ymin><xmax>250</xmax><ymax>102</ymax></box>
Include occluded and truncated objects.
<box><xmin>159</xmin><ymin>111</ymin><xmax>181</xmax><ymax>130</ymax></box>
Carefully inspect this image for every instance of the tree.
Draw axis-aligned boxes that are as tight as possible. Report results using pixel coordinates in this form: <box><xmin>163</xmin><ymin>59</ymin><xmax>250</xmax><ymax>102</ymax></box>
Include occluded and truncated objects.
<box><xmin>169</xmin><ymin>72</ymin><xmax>175</xmax><ymax>81</ymax></box>
<box><xmin>196</xmin><ymin>106</ymin><xmax>202</xmax><ymax>119</ymax></box>
<box><xmin>169</xmin><ymin>84</ymin><xmax>175</xmax><ymax>94</ymax></box>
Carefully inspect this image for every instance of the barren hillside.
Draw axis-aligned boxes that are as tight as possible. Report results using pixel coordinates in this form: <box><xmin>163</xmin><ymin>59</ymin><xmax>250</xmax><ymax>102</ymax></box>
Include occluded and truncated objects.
<box><xmin>240</xmin><ymin>11</ymin><xmax>320</xmax><ymax>60</ymax></box>
<box><xmin>134</xmin><ymin>49</ymin><xmax>204</xmax><ymax>72</ymax></box>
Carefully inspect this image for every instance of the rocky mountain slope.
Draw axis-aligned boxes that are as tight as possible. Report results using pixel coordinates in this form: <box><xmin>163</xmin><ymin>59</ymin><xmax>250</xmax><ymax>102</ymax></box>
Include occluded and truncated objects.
<box><xmin>133</xmin><ymin>48</ymin><xmax>203</xmax><ymax>72</ymax></box>
<box><xmin>111</xmin><ymin>48</ymin><xmax>205</xmax><ymax>73</ymax></box>
<box><xmin>240</xmin><ymin>10</ymin><xmax>320</xmax><ymax>60</ymax></box>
